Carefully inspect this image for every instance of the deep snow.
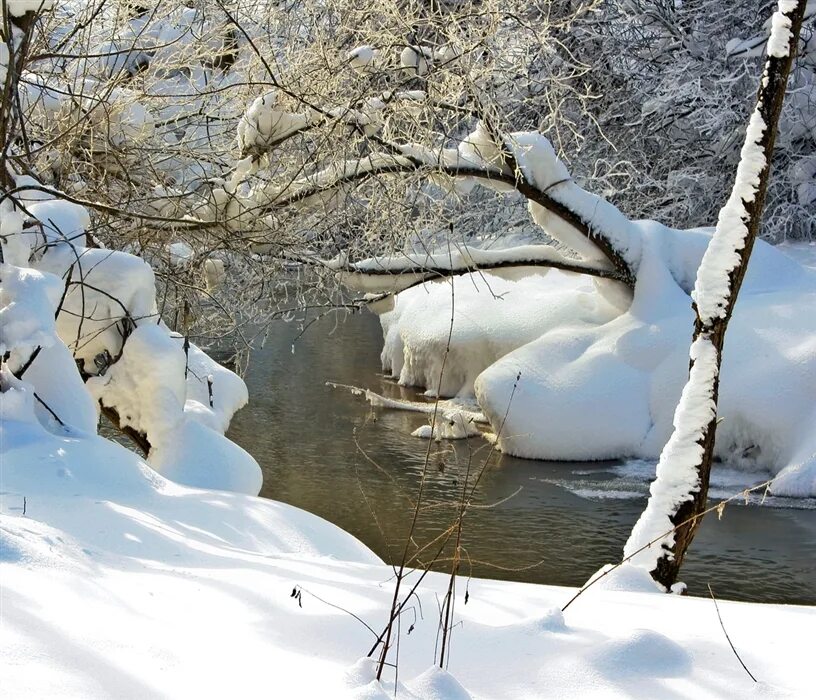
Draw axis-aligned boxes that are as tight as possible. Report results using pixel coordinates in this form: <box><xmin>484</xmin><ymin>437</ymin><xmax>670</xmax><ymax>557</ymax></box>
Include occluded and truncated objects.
<box><xmin>1</xmin><ymin>399</ymin><xmax>813</xmax><ymax>699</ymax></box>
<box><xmin>371</xmin><ymin>233</ymin><xmax>816</xmax><ymax>500</ymax></box>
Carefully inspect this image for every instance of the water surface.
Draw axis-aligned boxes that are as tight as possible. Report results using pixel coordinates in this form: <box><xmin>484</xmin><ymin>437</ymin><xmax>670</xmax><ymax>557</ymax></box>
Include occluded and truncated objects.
<box><xmin>227</xmin><ymin>309</ymin><xmax>816</xmax><ymax>605</ymax></box>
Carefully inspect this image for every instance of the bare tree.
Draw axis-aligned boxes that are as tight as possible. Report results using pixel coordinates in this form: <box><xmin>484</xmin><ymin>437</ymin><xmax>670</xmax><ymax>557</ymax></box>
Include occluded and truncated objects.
<box><xmin>624</xmin><ymin>0</ymin><xmax>807</xmax><ymax>589</ymax></box>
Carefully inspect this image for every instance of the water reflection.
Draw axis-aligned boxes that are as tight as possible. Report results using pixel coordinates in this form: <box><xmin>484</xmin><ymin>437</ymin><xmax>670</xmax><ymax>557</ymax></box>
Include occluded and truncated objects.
<box><xmin>227</xmin><ymin>309</ymin><xmax>816</xmax><ymax>605</ymax></box>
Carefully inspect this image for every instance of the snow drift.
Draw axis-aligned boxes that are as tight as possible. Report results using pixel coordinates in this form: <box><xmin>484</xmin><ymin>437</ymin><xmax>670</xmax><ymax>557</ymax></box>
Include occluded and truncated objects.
<box><xmin>375</xmin><ymin>235</ymin><xmax>816</xmax><ymax>498</ymax></box>
<box><xmin>1</xmin><ymin>177</ymin><xmax>261</xmax><ymax>495</ymax></box>
<box><xmin>359</xmin><ymin>127</ymin><xmax>816</xmax><ymax>498</ymax></box>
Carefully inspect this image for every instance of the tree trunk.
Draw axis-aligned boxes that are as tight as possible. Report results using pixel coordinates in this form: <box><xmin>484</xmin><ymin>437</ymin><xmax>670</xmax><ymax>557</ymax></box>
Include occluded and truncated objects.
<box><xmin>637</xmin><ymin>0</ymin><xmax>807</xmax><ymax>589</ymax></box>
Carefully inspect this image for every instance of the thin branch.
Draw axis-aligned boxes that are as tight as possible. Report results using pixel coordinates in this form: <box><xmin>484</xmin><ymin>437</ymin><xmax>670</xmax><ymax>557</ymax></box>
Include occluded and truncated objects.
<box><xmin>708</xmin><ymin>584</ymin><xmax>758</xmax><ymax>683</ymax></box>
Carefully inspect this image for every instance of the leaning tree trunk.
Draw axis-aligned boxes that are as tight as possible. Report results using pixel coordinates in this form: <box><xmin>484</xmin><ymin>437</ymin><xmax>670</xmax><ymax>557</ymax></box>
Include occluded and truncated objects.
<box><xmin>624</xmin><ymin>0</ymin><xmax>807</xmax><ymax>590</ymax></box>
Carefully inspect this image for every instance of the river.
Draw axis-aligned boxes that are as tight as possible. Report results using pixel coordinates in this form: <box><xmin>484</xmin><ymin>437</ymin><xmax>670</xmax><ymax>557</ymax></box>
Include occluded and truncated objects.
<box><xmin>226</xmin><ymin>308</ymin><xmax>816</xmax><ymax>605</ymax></box>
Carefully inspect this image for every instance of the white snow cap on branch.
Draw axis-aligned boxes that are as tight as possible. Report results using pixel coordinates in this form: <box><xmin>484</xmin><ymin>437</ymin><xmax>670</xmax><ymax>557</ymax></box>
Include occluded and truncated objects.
<box><xmin>768</xmin><ymin>0</ymin><xmax>800</xmax><ymax>57</ymax></box>
<box><xmin>238</xmin><ymin>92</ymin><xmax>312</xmax><ymax>153</ymax></box>
<box><xmin>691</xmin><ymin>111</ymin><xmax>767</xmax><ymax>324</ymax></box>
<box><xmin>400</xmin><ymin>45</ymin><xmax>432</xmax><ymax>75</ymax></box>
<box><xmin>623</xmin><ymin>337</ymin><xmax>719</xmax><ymax>568</ymax></box>
<box><xmin>347</xmin><ymin>45</ymin><xmax>380</xmax><ymax>73</ymax></box>
<box><xmin>690</xmin><ymin>2</ymin><xmax>799</xmax><ymax>325</ymax></box>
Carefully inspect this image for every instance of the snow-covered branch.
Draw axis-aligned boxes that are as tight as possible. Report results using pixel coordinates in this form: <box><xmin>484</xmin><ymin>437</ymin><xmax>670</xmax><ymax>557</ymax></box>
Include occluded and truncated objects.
<box><xmin>624</xmin><ymin>0</ymin><xmax>807</xmax><ymax>589</ymax></box>
<box><xmin>334</xmin><ymin>243</ymin><xmax>627</xmax><ymax>298</ymax></box>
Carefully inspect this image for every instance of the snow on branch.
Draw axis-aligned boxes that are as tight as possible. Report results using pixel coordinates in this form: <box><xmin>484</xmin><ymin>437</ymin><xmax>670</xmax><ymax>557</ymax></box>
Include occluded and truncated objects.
<box><xmin>624</xmin><ymin>0</ymin><xmax>807</xmax><ymax>587</ymax></box>
<box><xmin>242</xmin><ymin>126</ymin><xmax>639</xmax><ymax>284</ymax></box>
<box><xmin>333</xmin><ymin>243</ymin><xmax>625</xmax><ymax>296</ymax></box>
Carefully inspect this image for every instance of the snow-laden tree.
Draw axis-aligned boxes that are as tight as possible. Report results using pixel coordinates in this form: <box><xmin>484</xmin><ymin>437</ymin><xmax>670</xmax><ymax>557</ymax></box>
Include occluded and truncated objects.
<box><xmin>6</xmin><ymin>1</ymin><xmax>814</xmax><ymax>333</ymax></box>
<box><xmin>624</xmin><ymin>0</ymin><xmax>808</xmax><ymax>589</ymax></box>
<box><xmin>1</xmin><ymin>0</ymin><xmax>261</xmax><ymax>494</ymax></box>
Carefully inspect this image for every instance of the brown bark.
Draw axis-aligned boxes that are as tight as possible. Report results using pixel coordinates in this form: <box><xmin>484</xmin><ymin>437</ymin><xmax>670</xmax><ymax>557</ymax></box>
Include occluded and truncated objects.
<box><xmin>99</xmin><ymin>402</ymin><xmax>152</xmax><ymax>457</ymax></box>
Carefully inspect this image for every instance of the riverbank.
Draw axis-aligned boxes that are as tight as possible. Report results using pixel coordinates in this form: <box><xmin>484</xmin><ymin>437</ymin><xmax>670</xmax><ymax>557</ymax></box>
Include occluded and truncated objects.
<box><xmin>1</xmin><ymin>412</ymin><xmax>812</xmax><ymax>699</ymax></box>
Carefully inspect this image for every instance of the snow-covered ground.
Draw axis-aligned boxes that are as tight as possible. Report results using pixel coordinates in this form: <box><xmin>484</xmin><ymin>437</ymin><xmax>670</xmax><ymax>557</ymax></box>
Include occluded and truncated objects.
<box><xmin>1</xmin><ymin>402</ymin><xmax>813</xmax><ymax>699</ymax></box>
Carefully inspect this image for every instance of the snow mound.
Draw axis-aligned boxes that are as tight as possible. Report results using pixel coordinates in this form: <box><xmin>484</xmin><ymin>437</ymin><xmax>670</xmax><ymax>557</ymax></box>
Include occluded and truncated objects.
<box><xmin>475</xmin><ymin>231</ymin><xmax>816</xmax><ymax>497</ymax></box>
<box><xmin>149</xmin><ymin>418</ymin><xmax>262</xmax><ymax>494</ymax></box>
<box><xmin>0</xmin><ymin>395</ymin><xmax>378</xmax><ymax>565</ymax></box>
<box><xmin>408</xmin><ymin>667</ymin><xmax>472</xmax><ymax>700</ymax></box>
<box><xmin>2</xmin><ymin>379</ymin><xmax>813</xmax><ymax>698</ymax></box>
<box><xmin>375</xmin><ymin>229</ymin><xmax>816</xmax><ymax>496</ymax></box>
<box><xmin>515</xmin><ymin>607</ymin><xmax>567</xmax><ymax>633</ymax></box>
<box><xmin>588</xmin><ymin>629</ymin><xmax>693</xmax><ymax>678</ymax></box>
<box><xmin>379</xmin><ymin>267</ymin><xmax>614</xmax><ymax>397</ymax></box>
<box><xmin>584</xmin><ymin>564</ymin><xmax>667</xmax><ymax>594</ymax></box>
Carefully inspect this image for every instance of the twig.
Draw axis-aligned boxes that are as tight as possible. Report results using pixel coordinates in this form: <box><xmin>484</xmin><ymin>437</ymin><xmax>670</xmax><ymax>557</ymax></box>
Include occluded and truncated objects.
<box><xmin>707</xmin><ymin>584</ymin><xmax>758</xmax><ymax>683</ymax></box>
<box><xmin>33</xmin><ymin>392</ymin><xmax>65</xmax><ymax>427</ymax></box>
<box><xmin>291</xmin><ymin>585</ymin><xmax>378</xmax><ymax>639</ymax></box>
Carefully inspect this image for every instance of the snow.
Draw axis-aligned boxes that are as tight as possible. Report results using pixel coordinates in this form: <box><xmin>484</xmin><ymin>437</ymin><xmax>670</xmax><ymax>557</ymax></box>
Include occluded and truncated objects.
<box><xmin>626</xmin><ymin>4</ymin><xmax>802</xmax><ymax>564</ymax></box>
<box><xmin>237</xmin><ymin>92</ymin><xmax>312</xmax><ymax>153</ymax></box>
<box><xmin>1</xmin><ymin>402</ymin><xmax>813</xmax><ymax>699</ymax></box>
<box><xmin>2</xmin><ymin>6</ymin><xmax>815</xmax><ymax>695</ymax></box>
<box><xmin>379</xmin><ymin>268</ymin><xmax>614</xmax><ymax>398</ymax></box>
<box><xmin>0</xmin><ymin>264</ymin><xmax>62</xmax><ymax>360</ymax></box>
<box><xmin>2</xmin><ymin>173</ymin><xmax>260</xmax><ymax>494</ymax></box>
<box><xmin>368</xmin><ymin>228</ymin><xmax>816</xmax><ymax>498</ymax></box>
<box><xmin>348</xmin><ymin>45</ymin><xmax>380</xmax><ymax>73</ymax></box>
<box><xmin>327</xmin><ymin>120</ymin><xmax>816</xmax><ymax>498</ymax></box>
<box><xmin>168</xmin><ymin>241</ymin><xmax>194</xmax><ymax>267</ymax></box>
<box><xmin>400</xmin><ymin>45</ymin><xmax>432</xmax><ymax>76</ymax></box>
<box><xmin>5</xmin><ymin>200</ymin><xmax>811</xmax><ymax>697</ymax></box>
<box><xmin>767</xmin><ymin>1</ymin><xmax>799</xmax><ymax>58</ymax></box>
<box><xmin>692</xmin><ymin>110</ymin><xmax>767</xmax><ymax>325</ymax></box>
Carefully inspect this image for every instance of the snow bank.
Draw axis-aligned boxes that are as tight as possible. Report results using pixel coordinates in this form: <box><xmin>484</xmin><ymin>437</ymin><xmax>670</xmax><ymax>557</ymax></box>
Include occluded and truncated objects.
<box><xmin>2</xmin><ymin>173</ymin><xmax>260</xmax><ymax>494</ymax></box>
<box><xmin>379</xmin><ymin>267</ymin><xmax>618</xmax><ymax>397</ymax></box>
<box><xmin>372</xmin><ymin>228</ymin><xmax>816</xmax><ymax>497</ymax></box>
<box><xmin>1</xmin><ymin>398</ymin><xmax>813</xmax><ymax>698</ymax></box>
